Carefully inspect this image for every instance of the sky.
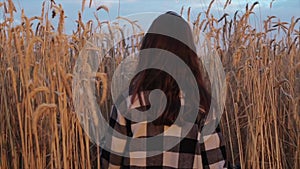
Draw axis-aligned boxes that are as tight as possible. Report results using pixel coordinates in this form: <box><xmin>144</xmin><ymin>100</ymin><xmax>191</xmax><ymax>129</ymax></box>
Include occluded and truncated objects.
<box><xmin>2</xmin><ymin>0</ymin><xmax>300</xmax><ymax>34</ymax></box>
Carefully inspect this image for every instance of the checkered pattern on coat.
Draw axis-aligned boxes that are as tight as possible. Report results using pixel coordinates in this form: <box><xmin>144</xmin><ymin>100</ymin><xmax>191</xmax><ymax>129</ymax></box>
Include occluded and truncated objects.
<box><xmin>100</xmin><ymin>91</ymin><xmax>227</xmax><ymax>169</ymax></box>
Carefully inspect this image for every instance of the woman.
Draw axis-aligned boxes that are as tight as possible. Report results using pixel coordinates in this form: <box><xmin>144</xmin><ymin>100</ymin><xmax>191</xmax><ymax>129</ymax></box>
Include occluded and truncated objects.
<box><xmin>101</xmin><ymin>11</ymin><xmax>227</xmax><ymax>169</ymax></box>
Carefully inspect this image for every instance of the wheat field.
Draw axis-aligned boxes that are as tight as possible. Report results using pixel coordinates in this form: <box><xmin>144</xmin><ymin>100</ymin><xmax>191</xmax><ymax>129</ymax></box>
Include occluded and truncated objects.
<box><xmin>0</xmin><ymin>0</ymin><xmax>299</xmax><ymax>168</ymax></box>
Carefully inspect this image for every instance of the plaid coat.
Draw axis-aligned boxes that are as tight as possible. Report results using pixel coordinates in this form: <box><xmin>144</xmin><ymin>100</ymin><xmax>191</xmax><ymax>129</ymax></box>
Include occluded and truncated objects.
<box><xmin>100</xmin><ymin>91</ymin><xmax>227</xmax><ymax>169</ymax></box>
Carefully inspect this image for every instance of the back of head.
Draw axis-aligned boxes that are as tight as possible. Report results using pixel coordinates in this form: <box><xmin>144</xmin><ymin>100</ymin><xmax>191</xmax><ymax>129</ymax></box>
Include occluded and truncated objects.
<box><xmin>130</xmin><ymin>11</ymin><xmax>210</xmax><ymax>126</ymax></box>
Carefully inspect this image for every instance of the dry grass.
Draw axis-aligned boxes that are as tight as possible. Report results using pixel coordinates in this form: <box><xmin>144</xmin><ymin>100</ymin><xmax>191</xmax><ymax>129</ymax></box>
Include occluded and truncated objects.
<box><xmin>0</xmin><ymin>0</ymin><xmax>299</xmax><ymax>168</ymax></box>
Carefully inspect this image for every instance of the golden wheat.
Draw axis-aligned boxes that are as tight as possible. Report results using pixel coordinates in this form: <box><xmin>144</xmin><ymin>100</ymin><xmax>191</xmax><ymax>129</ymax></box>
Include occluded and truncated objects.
<box><xmin>0</xmin><ymin>1</ymin><xmax>299</xmax><ymax>169</ymax></box>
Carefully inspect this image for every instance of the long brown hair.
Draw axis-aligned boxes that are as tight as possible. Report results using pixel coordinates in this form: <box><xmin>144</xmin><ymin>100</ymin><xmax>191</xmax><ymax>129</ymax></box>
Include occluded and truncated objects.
<box><xmin>129</xmin><ymin>11</ymin><xmax>211</xmax><ymax>126</ymax></box>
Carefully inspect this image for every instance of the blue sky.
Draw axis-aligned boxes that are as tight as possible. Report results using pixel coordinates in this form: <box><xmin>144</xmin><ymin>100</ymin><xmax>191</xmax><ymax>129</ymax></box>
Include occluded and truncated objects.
<box><xmin>4</xmin><ymin>0</ymin><xmax>300</xmax><ymax>34</ymax></box>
